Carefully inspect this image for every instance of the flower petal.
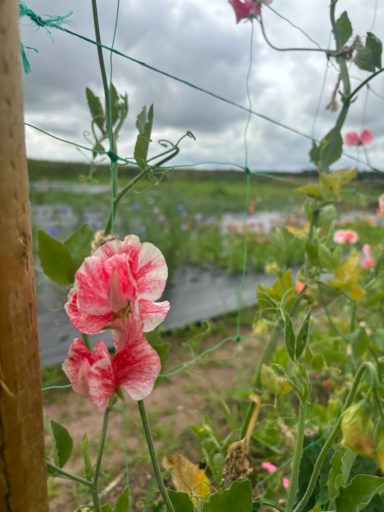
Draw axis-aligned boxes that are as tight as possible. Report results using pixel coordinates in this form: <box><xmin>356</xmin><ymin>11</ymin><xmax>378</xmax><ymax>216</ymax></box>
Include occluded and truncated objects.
<box><xmin>112</xmin><ymin>337</ymin><xmax>161</xmax><ymax>401</ymax></box>
<box><xmin>88</xmin><ymin>347</ymin><xmax>115</xmax><ymax>410</ymax></box>
<box><xmin>76</xmin><ymin>256</ymin><xmax>112</xmax><ymax>315</ymax></box>
<box><xmin>135</xmin><ymin>242</ymin><xmax>168</xmax><ymax>301</ymax></box>
<box><xmin>62</xmin><ymin>338</ymin><xmax>93</xmax><ymax>397</ymax></box>
<box><xmin>65</xmin><ymin>288</ymin><xmax>112</xmax><ymax>334</ymax></box>
<box><xmin>139</xmin><ymin>299</ymin><xmax>170</xmax><ymax>332</ymax></box>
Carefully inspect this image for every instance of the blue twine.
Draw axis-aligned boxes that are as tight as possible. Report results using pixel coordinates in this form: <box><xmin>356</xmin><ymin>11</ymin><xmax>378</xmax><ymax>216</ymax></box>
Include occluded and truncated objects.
<box><xmin>18</xmin><ymin>1</ymin><xmax>72</xmax><ymax>73</ymax></box>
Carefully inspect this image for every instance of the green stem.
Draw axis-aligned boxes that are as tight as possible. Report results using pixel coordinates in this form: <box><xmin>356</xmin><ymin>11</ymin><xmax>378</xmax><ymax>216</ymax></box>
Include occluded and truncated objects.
<box><xmin>286</xmin><ymin>400</ymin><xmax>307</xmax><ymax>512</ymax></box>
<box><xmin>259</xmin><ymin>14</ymin><xmax>326</xmax><ymax>53</ymax></box>
<box><xmin>92</xmin><ymin>406</ymin><xmax>111</xmax><ymax>512</ymax></box>
<box><xmin>82</xmin><ymin>333</ymin><xmax>91</xmax><ymax>351</ymax></box>
<box><xmin>260</xmin><ymin>501</ymin><xmax>284</xmax><ymax>512</ymax></box>
<box><xmin>46</xmin><ymin>460</ymin><xmax>92</xmax><ymax>487</ymax></box>
<box><xmin>348</xmin><ymin>67</ymin><xmax>384</xmax><ymax>101</ymax></box>
<box><xmin>293</xmin><ymin>362</ymin><xmax>373</xmax><ymax>512</ymax></box>
<box><xmin>240</xmin><ymin>327</ymin><xmax>280</xmax><ymax>438</ymax></box>
<box><xmin>91</xmin><ymin>0</ymin><xmax>118</xmax><ymax>233</ymax></box>
<box><xmin>138</xmin><ymin>400</ymin><xmax>175</xmax><ymax>512</ymax></box>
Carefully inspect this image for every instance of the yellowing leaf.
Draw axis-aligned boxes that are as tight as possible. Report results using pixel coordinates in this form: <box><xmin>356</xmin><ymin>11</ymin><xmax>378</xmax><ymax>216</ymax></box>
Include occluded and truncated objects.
<box><xmin>162</xmin><ymin>453</ymin><xmax>210</xmax><ymax>501</ymax></box>
<box><xmin>295</xmin><ymin>183</ymin><xmax>324</xmax><ymax>198</ymax></box>
<box><xmin>261</xmin><ymin>365</ymin><xmax>293</xmax><ymax>395</ymax></box>
<box><xmin>320</xmin><ymin>168</ymin><xmax>357</xmax><ymax>200</ymax></box>
<box><xmin>329</xmin><ymin>251</ymin><xmax>365</xmax><ymax>301</ymax></box>
<box><xmin>286</xmin><ymin>224</ymin><xmax>310</xmax><ymax>240</ymax></box>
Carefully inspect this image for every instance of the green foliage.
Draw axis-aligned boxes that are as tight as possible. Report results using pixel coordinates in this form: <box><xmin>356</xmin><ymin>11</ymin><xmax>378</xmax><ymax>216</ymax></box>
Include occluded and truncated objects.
<box><xmin>114</xmin><ymin>487</ymin><xmax>130</xmax><ymax>512</ymax></box>
<box><xmin>86</xmin><ymin>87</ymin><xmax>105</xmax><ymax>135</ymax></box>
<box><xmin>38</xmin><ymin>230</ymin><xmax>75</xmax><ymax>284</ymax></box>
<box><xmin>81</xmin><ymin>433</ymin><xmax>93</xmax><ymax>481</ymax></box>
<box><xmin>336</xmin><ymin>475</ymin><xmax>384</xmax><ymax>512</ymax></box>
<box><xmin>202</xmin><ymin>481</ymin><xmax>252</xmax><ymax>512</ymax></box>
<box><xmin>328</xmin><ymin>447</ymin><xmax>356</xmax><ymax>505</ymax></box>
<box><xmin>310</xmin><ymin>129</ymin><xmax>343</xmax><ymax>171</ymax></box>
<box><xmin>335</xmin><ymin>11</ymin><xmax>352</xmax><ymax>46</ymax></box>
<box><xmin>48</xmin><ymin>419</ymin><xmax>73</xmax><ymax>473</ymax></box>
<box><xmin>168</xmin><ymin>490</ymin><xmax>194</xmax><ymax>512</ymax></box>
<box><xmin>38</xmin><ymin>224</ymin><xmax>93</xmax><ymax>284</ymax></box>
<box><xmin>354</xmin><ymin>33</ymin><xmax>383</xmax><ymax>72</ymax></box>
<box><xmin>134</xmin><ymin>104</ymin><xmax>154</xmax><ymax>170</ymax></box>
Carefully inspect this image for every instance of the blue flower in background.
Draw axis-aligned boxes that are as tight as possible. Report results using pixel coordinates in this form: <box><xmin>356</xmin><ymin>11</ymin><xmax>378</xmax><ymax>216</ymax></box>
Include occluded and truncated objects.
<box><xmin>176</xmin><ymin>202</ymin><xmax>187</xmax><ymax>213</ymax></box>
<box><xmin>194</xmin><ymin>212</ymin><xmax>204</xmax><ymax>222</ymax></box>
<box><xmin>58</xmin><ymin>206</ymin><xmax>71</xmax><ymax>216</ymax></box>
<box><xmin>46</xmin><ymin>226</ymin><xmax>59</xmax><ymax>237</ymax></box>
<box><xmin>132</xmin><ymin>203</ymin><xmax>141</xmax><ymax>211</ymax></box>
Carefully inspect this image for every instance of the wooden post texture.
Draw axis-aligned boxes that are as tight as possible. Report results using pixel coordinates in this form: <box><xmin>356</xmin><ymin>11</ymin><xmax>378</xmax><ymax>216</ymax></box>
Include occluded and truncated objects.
<box><xmin>0</xmin><ymin>0</ymin><xmax>49</xmax><ymax>510</ymax></box>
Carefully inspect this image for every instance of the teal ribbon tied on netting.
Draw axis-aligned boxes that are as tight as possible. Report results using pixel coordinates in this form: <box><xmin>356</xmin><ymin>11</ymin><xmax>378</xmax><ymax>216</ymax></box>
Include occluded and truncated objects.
<box><xmin>18</xmin><ymin>1</ymin><xmax>73</xmax><ymax>73</ymax></box>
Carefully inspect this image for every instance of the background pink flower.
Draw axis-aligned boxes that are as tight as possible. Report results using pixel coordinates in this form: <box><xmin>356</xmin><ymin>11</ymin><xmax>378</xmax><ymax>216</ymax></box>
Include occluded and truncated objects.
<box><xmin>65</xmin><ymin>235</ymin><xmax>170</xmax><ymax>334</ymax></box>
<box><xmin>229</xmin><ymin>0</ymin><xmax>271</xmax><ymax>23</ymax></box>
<box><xmin>261</xmin><ymin>461</ymin><xmax>277</xmax><ymax>473</ymax></box>
<box><xmin>344</xmin><ymin>130</ymin><xmax>373</xmax><ymax>147</ymax></box>
<box><xmin>282</xmin><ymin>477</ymin><xmax>290</xmax><ymax>489</ymax></box>
<box><xmin>63</xmin><ymin>330</ymin><xmax>161</xmax><ymax>410</ymax></box>
<box><xmin>333</xmin><ymin>229</ymin><xmax>359</xmax><ymax>244</ymax></box>
<box><xmin>362</xmin><ymin>244</ymin><xmax>375</xmax><ymax>269</ymax></box>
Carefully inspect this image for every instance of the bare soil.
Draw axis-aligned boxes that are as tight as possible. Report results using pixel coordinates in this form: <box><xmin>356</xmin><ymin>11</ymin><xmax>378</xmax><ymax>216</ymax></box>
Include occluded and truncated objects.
<box><xmin>45</xmin><ymin>327</ymin><xmax>264</xmax><ymax>511</ymax></box>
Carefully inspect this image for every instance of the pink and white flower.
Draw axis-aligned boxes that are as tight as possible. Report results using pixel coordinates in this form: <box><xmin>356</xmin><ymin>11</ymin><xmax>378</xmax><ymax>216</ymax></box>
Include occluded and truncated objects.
<box><xmin>377</xmin><ymin>194</ymin><xmax>384</xmax><ymax>216</ymax></box>
<box><xmin>229</xmin><ymin>0</ymin><xmax>272</xmax><ymax>23</ymax></box>
<box><xmin>65</xmin><ymin>235</ymin><xmax>170</xmax><ymax>334</ymax></box>
<box><xmin>344</xmin><ymin>130</ymin><xmax>373</xmax><ymax>147</ymax></box>
<box><xmin>62</xmin><ymin>320</ymin><xmax>161</xmax><ymax>410</ymax></box>
<box><xmin>362</xmin><ymin>244</ymin><xmax>375</xmax><ymax>269</ymax></box>
<box><xmin>333</xmin><ymin>229</ymin><xmax>359</xmax><ymax>245</ymax></box>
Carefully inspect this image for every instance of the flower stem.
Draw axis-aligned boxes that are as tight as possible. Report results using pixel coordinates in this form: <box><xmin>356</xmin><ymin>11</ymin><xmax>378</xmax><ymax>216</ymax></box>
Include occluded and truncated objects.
<box><xmin>46</xmin><ymin>460</ymin><xmax>93</xmax><ymax>487</ymax></box>
<box><xmin>240</xmin><ymin>326</ymin><xmax>280</xmax><ymax>438</ymax></box>
<box><xmin>92</xmin><ymin>405</ymin><xmax>111</xmax><ymax>512</ymax></box>
<box><xmin>293</xmin><ymin>362</ymin><xmax>373</xmax><ymax>512</ymax></box>
<box><xmin>286</xmin><ymin>400</ymin><xmax>307</xmax><ymax>512</ymax></box>
<box><xmin>138</xmin><ymin>400</ymin><xmax>175</xmax><ymax>512</ymax></box>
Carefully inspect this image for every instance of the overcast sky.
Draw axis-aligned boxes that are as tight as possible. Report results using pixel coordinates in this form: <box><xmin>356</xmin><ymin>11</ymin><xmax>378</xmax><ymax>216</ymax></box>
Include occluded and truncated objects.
<box><xmin>20</xmin><ymin>0</ymin><xmax>384</xmax><ymax>172</ymax></box>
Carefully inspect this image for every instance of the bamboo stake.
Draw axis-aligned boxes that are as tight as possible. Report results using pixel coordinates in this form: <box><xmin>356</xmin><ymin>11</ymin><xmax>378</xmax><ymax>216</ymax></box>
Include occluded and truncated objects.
<box><xmin>0</xmin><ymin>0</ymin><xmax>49</xmax><ymax>510</ymax></box>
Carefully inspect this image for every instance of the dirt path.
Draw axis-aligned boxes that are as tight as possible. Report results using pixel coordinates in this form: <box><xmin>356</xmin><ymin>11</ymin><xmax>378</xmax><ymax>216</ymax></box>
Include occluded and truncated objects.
<box><xmin>45</xmin><ymin>328</ymin><xmax>264</xmax><ymax>511</ymax></box>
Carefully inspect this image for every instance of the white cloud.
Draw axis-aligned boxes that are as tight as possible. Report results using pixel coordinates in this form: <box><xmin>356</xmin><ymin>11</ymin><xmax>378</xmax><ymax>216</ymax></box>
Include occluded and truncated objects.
<box><xmin>21</xmin><ymin>0</ymin><xmax>384</xmax><ymax>171</ymax></box>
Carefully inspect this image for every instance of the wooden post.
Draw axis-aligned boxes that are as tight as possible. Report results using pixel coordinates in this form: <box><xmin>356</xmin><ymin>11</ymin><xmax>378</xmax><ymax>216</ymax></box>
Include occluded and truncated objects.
<box><xmin>0</xmin><ymin>0</ymin><xmax>49</xmax><ymax>510</ymax></box>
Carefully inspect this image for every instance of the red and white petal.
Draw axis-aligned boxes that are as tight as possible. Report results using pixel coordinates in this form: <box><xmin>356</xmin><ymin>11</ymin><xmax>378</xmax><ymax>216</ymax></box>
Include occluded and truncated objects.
<box><xmin>112</xmin><ymin>314</ymin><xmax>146</xmax><ymax>351</ymax></box>
<box><xmin>65</xmin><ymin>288</ymin><xmax>112</xmax><ymax>334</ymax></box>
<box><xmin>104</xmin><ymin>254</ymin><xmax>136</xmax><ymax>313</ymax></box>
<box><xmin>135</xmin><ymin>242</ymin><xmax>168</xmax><ymax>301</ymax></box>
<box><xmin>139</xmin><ymin>299</ymin><xmax>170</xmax><ymax>332</ymax></box>
<box><xmin>112</xmin><ymin>339</ymin><xmax>161</xmax><ymax>401</ymax></box>
<box><xmin>93</xmin><ymin>239</ymin><xmax>123</xmax><ymax>259</ymax></box>
<box><xmin>88</xmin><ymin>349</ymin><xmax>115</xmax><ymax>410</ymax></box>
<box><xmin>76</xmin><ymin>256</ymin><xmax>112</xmax><ymax>315</ymax></box>
<box><xmin>62</xmin><ymin>338</ymin><xmax>93</xmax><ymax>397</ymax></box>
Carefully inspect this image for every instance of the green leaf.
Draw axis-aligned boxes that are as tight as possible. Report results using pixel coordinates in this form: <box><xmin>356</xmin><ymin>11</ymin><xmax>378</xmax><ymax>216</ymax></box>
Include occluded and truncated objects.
<box><xmin>49</xmin><ymin>419</ymin><xmax>73</xmax><ymax>469</ymax></box>
<box><xmin>64</xmin><ymin>224</ymin><xmax>94</xmax><ymax>272</ymax></box>
<box><xmin>295</xmin><ymin>183</ymin><xmax>323</xmax><ymax>199</ymax></box>
<box><xmin>336</xmin><ymin>475</ymin><xmax>384</xmax><ymax>512</ymax></box>
<box><xmin>318</xmin><ymin>128</ymin><xmax>343</xmax><ymax>171</ymax></box>
<box><xmin>295</xmin><ymin>309</ymin><xmax>311</xmax><ymax>360</ymax></box>
<box><xmin>284</xmin><ymin>314</ymin><xmax>297</xmax><ymax>361</ymax></box>
<box><xmin>328</xmin><ymin>447</ymin><xmax>356</xmax><ymax>504</ymax></box>
<box><xmin>134</xmin><ymin>104</ymin><xmax>154</xmax><ymax>170</ymax></box>
<box><xmin>354</xmin><ymin>33</ymin><xmax>382</xmax><ymax>72</ymax></box>
<box><xmin>86</xmin><ymin>87</ymin><xmax>105</xmax><ymax>134</ymax></box>
<box><xmin>169</xmin><ymin>490</ymin><xmax>194</xmax><ymax>512</ymax></box>
<box><xmin>309</xmin><ymin>141</ymin><xmax>320</xmax><ymax>166</ymax></box>
<box><xmin>81</xmin><ymin>433</ymin><xmax>93</xmax><ymax>481</ymax></box>
<box><xmin>151</xmin><ymin>342</ymin><xmax>171</xmax><ymax>369</ymax></box>
<box><xmin>110</xmin><ymin>83</ymin><xmax>120</xmax><ymax>127</ymax></box>
<box><xmin>115</xmin><ymin>487</ymin><xmax>130</xmax><ymax>512</ymax></box>
<box><xmin>336</xmin><ymin>11</ymin><xmax>352</xmax><ymax>46</ymax></box>
<box><xmin>202</xmin><ymin>480</ymin><xmax>252</xmax><ymax>512</ymax></box>
<box><xmin>351</xmin><ymin>328</ymin><xmax>370</xmax><ymax>359</ymax></box>
<box><xmin>310</xmin><ymin>353</ymin><xmax>326</xmax><ymax>372</ymax></box>
<box><xmin>101</xmin><ymin>505</ymin><xmax>113</xmax><ymax>512</ymax></box>
<box><xmin>38</xmin><ymin>230</ymin><xmax>75</xmax><ymax>284</ymax></box>
<box><xmin>366</xmin><ymin>32</ymin><xmax>382</xmax><ymax>69</ymax></box>
<box><xmin>92</xmin><ymin>139</ymin><xmax>105</xmax><ymax>159</ymax></box>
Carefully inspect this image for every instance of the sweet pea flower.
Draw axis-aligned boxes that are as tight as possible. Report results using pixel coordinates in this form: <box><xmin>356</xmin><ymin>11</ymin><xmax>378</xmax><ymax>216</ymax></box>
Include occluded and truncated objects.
<box><xmin>344</xmin><ymin>129</ymin><xmax>373</xmax><ymax>147</ymax></box>
<box><xmin>65</xmin><ymin>235</ymin><xmax>170</xmax><ymax>334</ymax></box>
<box><xmin>333</xmin><ymin>229</ymin><xmax>359</xmax><ymax>245</ymax></box>
<box><xmin>377</xmin><ymin>194</ymin><xmax>384</xmax><ymax>216</ymax></box>
<box><xmin>261</xmin><ymin>461</ymin><xmax>277</xmax><ymax>473</ymax></box>
<box><xmin>362</xmin><ymin>244</ymin><xmax>375</xmax><ymax>269</ymax></box>
<box><xmin>282</xmin><ymin>477</ymin><xmax>290</xmax><ymax>489</ymax></box>
<box><xmin>62</xmin><ymin>319</ymin><xmax>160</xmax><ymax>410</ymax></box>
<box><xmin>229</xmin><ymin>0</ymin><xmax>272</xmax><ymax>23</ymax></box>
